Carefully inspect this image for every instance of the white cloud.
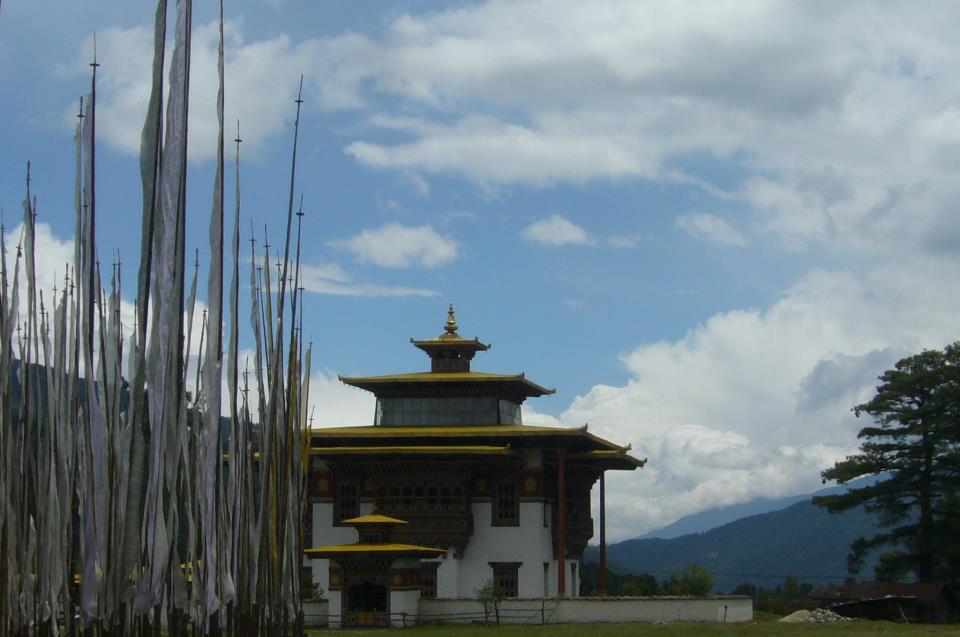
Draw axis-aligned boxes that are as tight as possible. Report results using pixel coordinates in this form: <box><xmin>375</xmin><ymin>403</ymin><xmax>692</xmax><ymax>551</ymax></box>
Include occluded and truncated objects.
<box><xmin>60</xmin><ymin>4</ymin><xmax>960</xmax><ymax>258</ymax></box>
<box><xmin>560</xmin><ymin>256</ymin><xmax>960</xmax><ymax>539</ymax></box>
<box><xmin>521</xmin><ymin>214</ymin><xmax>593</xmax><ymax>246</ymax></box>
<box><xmin>330</xmin><ymin>223</ymin><xmax>458</xmax><ymax>268</ymax></box>
<box><xmin>304</xmin><ymin>1</ymin><xmax>960</xmax><ymax>258</ymax></box>
<box><xmin>68</xmin><ymin>19</ymin><xmax>319</xmax><ymax>161</ymax></box>
<box><xmin>607</xmin><ymin>234</ymin><xmax>642</xmax><ymax>249</ymax></box>
<box><xmin>444</xmin><ymin>210</ymin><xmax>480</xmax><ymax>222</ymax></box>
<box><xmin>3</xmin><ymin>221</ymin><xmax>209</xmax><ymax>380</ymax></box>
<box><xmin>307</xmin><ymin>370</ymin><xmax>376</xmax><ymax>428</ymax></box>
<box><xmin>60</xmin><ymin>4</ymin><xmax>960</xmax><ymax>257</ymax></box>
<box><xmin>299</xmin><ymin>262</ymin><xmax>436</xmax><ymax>297</ymax></box>
<box><xmin>676</xmin><ymin>212</ymin><xmax>748</xmax><ymax>246</ymax></box>
<box><xmin>406</xmin><ymin>174</ymin><xmax>431</xmax><ymax>197</ymax></box>
<box><xmin>345</xmin><ymin>114</ymin><xmax>648</xmax><ymax>185</ymax></box>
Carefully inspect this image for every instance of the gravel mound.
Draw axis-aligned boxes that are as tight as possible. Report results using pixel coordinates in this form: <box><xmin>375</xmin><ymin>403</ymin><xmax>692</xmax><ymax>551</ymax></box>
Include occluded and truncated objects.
<box><xmin>779</xmin><ymin>608</ymin><xmax>853</xmax><ymax>623</ymax></box>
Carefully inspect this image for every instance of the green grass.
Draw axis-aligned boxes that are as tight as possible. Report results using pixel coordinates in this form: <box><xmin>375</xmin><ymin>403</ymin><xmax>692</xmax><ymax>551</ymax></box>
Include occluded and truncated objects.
<box><xmin>307</xmin><ymin>619</ymin><xmax>960</xmax><ymax>636</ymax></box>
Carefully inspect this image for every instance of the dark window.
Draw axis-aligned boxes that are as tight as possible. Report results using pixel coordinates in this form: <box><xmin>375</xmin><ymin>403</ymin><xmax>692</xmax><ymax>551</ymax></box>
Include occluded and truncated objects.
<box><xmin>303</xmin><ymin>507</ymin><xmax>313</xmax><ymax>549</ymax></box>
<box><xmin>491</xmin><ymin>562</ymin><xmax>520</xmax><ymax>598</ymax></box>
<box><xmin>421</xmin><ymin>562</ymin><xmax>439</xmax><ymax>599</ymax></box>
<box><xmin>498</xmin><ymin>399</ymin><xmax>522</xmax><ymax>424</ymax></box>
<box><xmin>492</xmin><ymin>480</ymin><xmax>519</xmax><ymax>526</ymax></box>
<box><xmin>375</xmin><ymin>397</ymin><xmax>500</xmax><ymax>426</ymax></box>
<box><xmin>334</xmin><ymin>481</ymin><xmax>359</xmax><ymax>525</ymax></box>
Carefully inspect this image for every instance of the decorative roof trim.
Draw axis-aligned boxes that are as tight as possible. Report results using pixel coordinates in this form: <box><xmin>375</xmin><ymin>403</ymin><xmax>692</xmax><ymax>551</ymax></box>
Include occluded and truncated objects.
<box><xmin>309</xmin><ymin>444</ymin><xmax>515</xmax><ymax>456</ymax></box>
<box><xmin>338</xmin><ymin>371</ymin><xmax>555</xmax><ymax>396</ymax></box>
<box><xmin>304</xmin><ymin>543</ymin><xmax>447</xmax><ymax>558</ymax></box>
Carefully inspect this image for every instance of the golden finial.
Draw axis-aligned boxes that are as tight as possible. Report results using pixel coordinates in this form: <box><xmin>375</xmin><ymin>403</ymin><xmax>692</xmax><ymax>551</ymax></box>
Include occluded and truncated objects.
<box><xmin>445</xmin><ymin>302</ymin><xmax>458</xmax><ymax>335</ymax></box>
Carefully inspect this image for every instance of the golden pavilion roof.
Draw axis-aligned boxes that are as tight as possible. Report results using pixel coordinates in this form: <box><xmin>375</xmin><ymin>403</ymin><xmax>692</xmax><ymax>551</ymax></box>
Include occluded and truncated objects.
<box><xmin>308</xmin><ymin>424</ymin><xmax>646</xmax><ymax>470</ymax></box>
<box><xmin>303</xmin><ymin>543</ymin><xmax>446</xmax><ymax>559</ymax></box>
<box><xmin>340</xmin><ymin>513</ymin><xmax>409</xmax><ymax>526</ymax></box>
<box><xmin>338</xmin><ymin>370</ymin><xmax>555</xmax><ymax>397</ymax></box>
<box><xmin>304</xmin><ymin>512</ymin><xmax>447</xmax><ymax>559</ymax></box>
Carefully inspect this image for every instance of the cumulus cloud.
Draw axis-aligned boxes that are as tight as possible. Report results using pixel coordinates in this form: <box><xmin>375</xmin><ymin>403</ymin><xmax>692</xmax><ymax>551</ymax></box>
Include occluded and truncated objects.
<box><xmin>52</xmin><ymin>1</ymin><xmax>960</xmax><ymax>544</ymax></box>
<box><xmin>565</xmin><ymin>257</ymin><xmax>960</xmax><ymax>539</ymax></box>
<box><xmin>68</xmin><ymin>19</ymin><xmax>318</xmax><ymax>161</ymax></box>
<box><xmin>307</xmin><ymin>370</ymin><xmax>376</xmax><ymax>428</ymax></box>
<box><xmin>303</xmin><ymin>1</ymin><xmax>960</xmax><ymax>256</ymax></box>
<box><xmin>676</xmin><ymin>212</ymin><xmax>748</xmax><ymax>246</ymax></box>
<box><xmin>520</xmin><ymin>214</ymin><xmax>593</xmax><ymax>246</ymax></box>
<box><xmin>64</xmin><ymin>4</ymin><xmax>960</xmax><ymax>255</ymax></box>
<box><xmin>607</xmin><ymin>234</ymin><xmax>642</xmax><ymax>249</ymax></box>
<box><xmin>299</xmin><ymin>262</ymin><xmax>436</xmax><ymax>297</ymax></box>
<box><xmin>330</xmin><ymin>223</ymin><xmax>458</xmax><ymax>268</ymax></box>
<box><xmin>345</xmin><ymin>114</ymin><xmax>649</xmax><ymax>185</ymax></box>
<box><xmin>3</xmin><ymin>221</ymin><xmax>210</xmax><ymax>380</ymax></box>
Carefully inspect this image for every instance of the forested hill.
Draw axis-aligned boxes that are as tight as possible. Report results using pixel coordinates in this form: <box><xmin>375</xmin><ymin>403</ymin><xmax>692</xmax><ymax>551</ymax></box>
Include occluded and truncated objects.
<box><xmin>587</xmin><ymin>499</ymin><xmax>883</xmax><ymax>594</ymax></box>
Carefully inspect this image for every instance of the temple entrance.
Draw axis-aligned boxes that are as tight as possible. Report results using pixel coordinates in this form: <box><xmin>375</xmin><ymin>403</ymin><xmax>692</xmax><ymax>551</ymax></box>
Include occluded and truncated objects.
<box><xmin>344</xmin><ymin>579</ymin><xmax>389</xmax><ymax>627</ymax></box>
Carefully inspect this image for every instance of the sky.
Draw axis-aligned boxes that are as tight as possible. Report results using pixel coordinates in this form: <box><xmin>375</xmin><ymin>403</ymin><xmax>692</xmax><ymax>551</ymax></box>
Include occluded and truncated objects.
<box><xmin>2</xmin><ymin>0</ymin><xmax>960</xmax><ymax>542</ymax></box>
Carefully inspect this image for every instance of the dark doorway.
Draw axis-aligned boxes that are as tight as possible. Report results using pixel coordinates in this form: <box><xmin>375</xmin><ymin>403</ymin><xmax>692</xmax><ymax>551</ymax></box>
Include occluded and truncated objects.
<box><xmin>345</xmin><ymin>580</ymin><xmax>389</xmax><ymax>627</ymax></box>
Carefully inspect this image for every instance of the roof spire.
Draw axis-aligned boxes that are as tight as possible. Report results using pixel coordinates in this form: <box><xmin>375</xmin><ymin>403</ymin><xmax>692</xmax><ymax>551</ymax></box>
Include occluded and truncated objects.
<box><xmin>409</xmin><ymin>304</ymin><xmax>490</xmax><ymax>372</ymax></box>
<box><xmin>445</xmin><ymin>302</ymin><xmax>458</xmax><ymax>336</ymax></box>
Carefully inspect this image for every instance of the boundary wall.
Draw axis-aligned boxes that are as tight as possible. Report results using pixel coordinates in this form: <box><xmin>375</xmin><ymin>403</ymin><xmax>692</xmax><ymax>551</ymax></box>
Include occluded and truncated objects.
<box><xmin>303</xmin><ymin>596</ymin><xmax>753</xmax><ymax>627</ymax></box>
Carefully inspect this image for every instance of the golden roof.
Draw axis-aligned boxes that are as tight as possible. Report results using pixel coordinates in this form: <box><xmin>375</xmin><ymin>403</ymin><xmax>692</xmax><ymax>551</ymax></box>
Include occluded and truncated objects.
<box><xmin>308</xmin><ymin>424</ymin><xmax>645</xmax><ymax>470</ymax></box>
<box><xmin>338</xmin><ymin>371</ymin><xmax>555</xmax><ymax>396</ymax></box>
<box><xmin>340</xmin><ymin>513</ymin><xmax>408</xmax><ymax>526</ymax></box>
<box><xmin>304</xmin><ymin>543</ymin><xmax>446</xmax><ymax>559</ymax></box>
<box><xmin>309</xmin><ymin>444</ymin><xmax>514</xmax><ymax>457</ymax></box>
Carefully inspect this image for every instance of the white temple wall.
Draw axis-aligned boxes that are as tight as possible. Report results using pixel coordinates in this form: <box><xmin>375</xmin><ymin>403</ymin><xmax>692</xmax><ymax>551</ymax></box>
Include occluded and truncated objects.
<box><xmin>309</xmin><ymin>501</ymin><xmax>372</xmax><ymax>594</ymax></box>
<box><xmin>433</xmin><ymin>554</ymin><xmax>459</xmax><ymax>598</ymax></box>
<box><xmin>309</xmin><ymin>497</ymin><xmax>582</xmax><ymax>601</ymax></box>
<box><xmin>455</xmin><ymin>500</ymin><xmax>556</xmax><ymax>598</ymax></box>
<box><xmin>390</xmin><ymin>558</ymin><xmax>423</xmax><ymax>626</ymax></box>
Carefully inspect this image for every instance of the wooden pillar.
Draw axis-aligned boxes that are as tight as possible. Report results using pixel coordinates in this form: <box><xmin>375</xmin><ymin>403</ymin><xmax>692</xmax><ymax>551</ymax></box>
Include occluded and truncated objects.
<box><xmin>557</xmin><ymin>448</ymin><xmax>566</xmax><ymax>597</ymax></box>
<box><xmin>599</xmin><ymin>471</ymin><xmax>607</xmax><ymax>597</ymax></box>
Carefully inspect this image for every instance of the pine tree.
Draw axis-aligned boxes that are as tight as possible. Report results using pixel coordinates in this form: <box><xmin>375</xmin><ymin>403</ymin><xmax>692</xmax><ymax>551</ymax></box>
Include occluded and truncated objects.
<box><xmin>814</xmin><ymin>343</ymin><xmax>960</xmax><ymax>583</ymax></box>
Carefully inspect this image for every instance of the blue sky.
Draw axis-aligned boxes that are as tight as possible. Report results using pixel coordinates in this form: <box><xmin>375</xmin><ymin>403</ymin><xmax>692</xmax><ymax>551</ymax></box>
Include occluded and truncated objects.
<box><xmin>3</xmin><ymin>0</ymin><xmax>960</xmax><ymax>540</ymax></box>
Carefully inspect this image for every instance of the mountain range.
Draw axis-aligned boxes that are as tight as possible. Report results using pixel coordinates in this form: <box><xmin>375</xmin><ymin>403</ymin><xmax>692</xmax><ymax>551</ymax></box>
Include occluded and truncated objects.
<box><xmin>587</xmin><ymin>479</ymin><xmax>884</xmax><ymax>593</ymax></box>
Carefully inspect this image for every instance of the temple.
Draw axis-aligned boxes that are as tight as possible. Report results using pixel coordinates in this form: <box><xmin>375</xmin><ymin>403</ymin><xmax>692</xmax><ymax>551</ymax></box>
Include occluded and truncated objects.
<box><xmin>305</xmin><ymin>306</ymin><xmax>644</xmax><ymax>627</ymax></box>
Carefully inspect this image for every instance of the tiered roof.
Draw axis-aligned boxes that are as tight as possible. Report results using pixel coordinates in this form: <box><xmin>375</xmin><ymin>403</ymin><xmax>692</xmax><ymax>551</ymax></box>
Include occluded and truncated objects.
<box><xmin>312</xmin><ymin>306</ymin><xmax>644</xmax><ymax>471</ymax></box>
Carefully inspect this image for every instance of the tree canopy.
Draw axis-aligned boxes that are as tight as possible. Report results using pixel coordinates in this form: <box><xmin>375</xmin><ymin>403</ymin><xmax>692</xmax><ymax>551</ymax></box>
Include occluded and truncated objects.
<box><xmin>813</xmin><ymin>343</ymin><xmax>960</xmax><ymax>584</ymax></box>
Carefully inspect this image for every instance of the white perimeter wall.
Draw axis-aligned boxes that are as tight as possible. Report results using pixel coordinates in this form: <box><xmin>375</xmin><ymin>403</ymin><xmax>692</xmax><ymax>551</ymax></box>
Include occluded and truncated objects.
<box><xmin>417</xmin><ymin>596</ymin><xmax>754</xmax><ymax>625</ymax></box>
<box><xmin>389</xmin><ymin>589</ymin><xmax>420</xmax><ymax>627</ymax></box>
<box><xmin>302</xmin><ymin>600</ymin><xmax>329</xmax><ymax>628</ymax></box>
<box><xmin>309</xmin><ymin>499</ymin><xmax>580</xmax><ymax>600</ymax></box>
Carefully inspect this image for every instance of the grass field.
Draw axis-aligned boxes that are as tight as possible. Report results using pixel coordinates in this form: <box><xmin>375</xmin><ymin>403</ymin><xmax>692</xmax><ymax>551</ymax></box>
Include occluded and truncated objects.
<box><xmin>307</xmin><ymin>615</ymin><xmax>960</xmax><ymax>636</ymax></box>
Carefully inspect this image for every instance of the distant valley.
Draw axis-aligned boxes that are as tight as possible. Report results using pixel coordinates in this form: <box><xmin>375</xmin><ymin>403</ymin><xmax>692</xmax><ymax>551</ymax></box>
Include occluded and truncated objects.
<box><xmin>586</xmin><ymin>480</ymin><xmax>883</xmax><ymax>593</ymax></box>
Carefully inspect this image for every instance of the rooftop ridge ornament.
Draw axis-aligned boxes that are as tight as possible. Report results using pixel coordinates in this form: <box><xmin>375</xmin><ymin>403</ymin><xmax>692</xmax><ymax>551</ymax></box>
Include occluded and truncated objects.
<box><xmin>444</xmin><ymin>302</ymin><xmax>458</xmax><ymax>336</ymax></box>
<box><xmin>410</xmin><ymin>304</ymin><xmax>491</xmax><ymax>372</ymax></box>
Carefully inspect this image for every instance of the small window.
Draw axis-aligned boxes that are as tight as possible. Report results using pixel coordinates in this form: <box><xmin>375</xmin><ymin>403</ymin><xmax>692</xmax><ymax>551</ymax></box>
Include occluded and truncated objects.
<box><xmin>492</xmin><ymin>480</ymin><xmax>519</xmax><ymax>526</ymax></box>
<box><xmin>421</xmin><ymin>562</ymin><xmax>439</xmax><ymax>599</ymax></box>
<box><xmin>333</xmin><ymin>481</ymin><xmax>359</xmax><ymax>525</ymax></box>
<box><xmin>490</xmin><ymin>562</ymin><xmax>520</xmax><ymax>598</ymax></box>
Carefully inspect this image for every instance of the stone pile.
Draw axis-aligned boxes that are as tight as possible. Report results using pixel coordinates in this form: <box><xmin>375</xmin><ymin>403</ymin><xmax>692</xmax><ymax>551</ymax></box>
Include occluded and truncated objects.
<box><xmin>808</xmin><ymin>608</ymin><xmax>853</xmax><ymax>623</ymax></box>
<box><xmin>779</xmin><ymin>608</ymin><xmax>853</xmax><ymax>623</ymax></box>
